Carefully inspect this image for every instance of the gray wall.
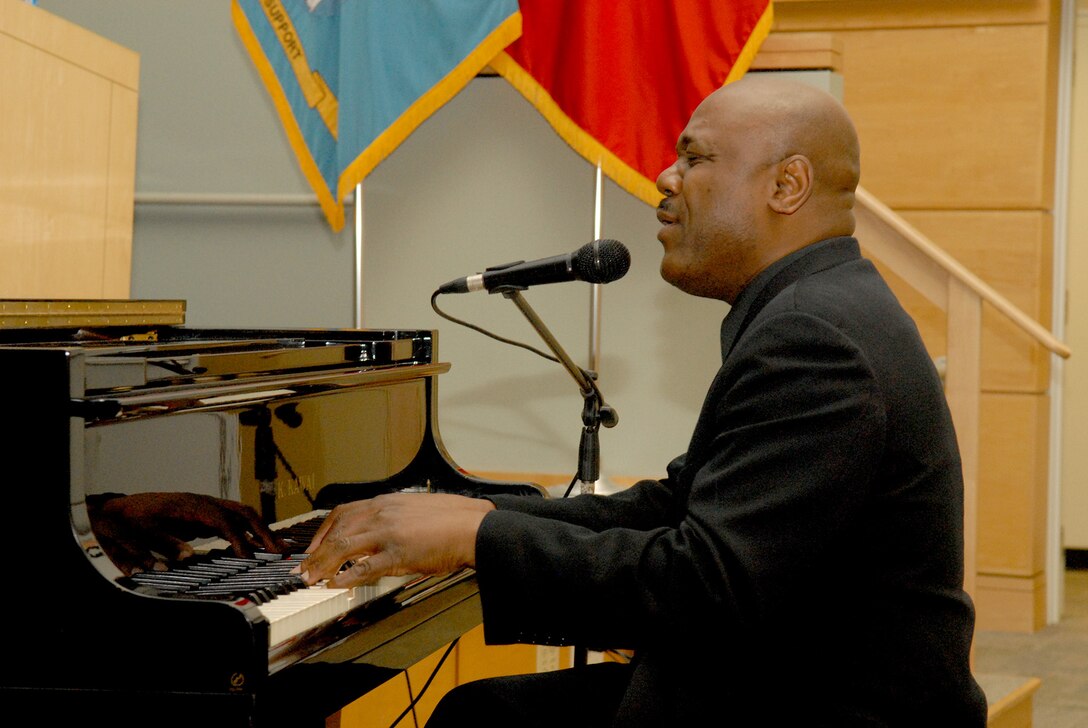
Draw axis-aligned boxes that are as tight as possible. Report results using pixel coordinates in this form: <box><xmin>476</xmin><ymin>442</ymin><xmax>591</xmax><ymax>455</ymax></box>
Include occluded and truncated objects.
<box><xmin>37</xmin><ymin>0</ymin><xmax>730</xmax><ymax>482</ymax></box>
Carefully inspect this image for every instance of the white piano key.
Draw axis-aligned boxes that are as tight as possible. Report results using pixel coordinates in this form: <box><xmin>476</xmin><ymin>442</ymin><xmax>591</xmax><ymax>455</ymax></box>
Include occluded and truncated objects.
<box><xmin>257</xmin><ymin>575</ymin><xmax>415</xmax><ymax>646</ymax></box>
<box><xmin>191</xmin><ymin>509</ymin><xmax>418</xmax><ymax>646</ymax></box>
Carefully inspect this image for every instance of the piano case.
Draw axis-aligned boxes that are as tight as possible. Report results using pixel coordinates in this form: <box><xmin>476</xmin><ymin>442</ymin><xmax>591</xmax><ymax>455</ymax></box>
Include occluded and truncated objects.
<box><xmin>0</xmin><ymin>300</ymin><xmax>544</xmax><ymax>727</ymax></box>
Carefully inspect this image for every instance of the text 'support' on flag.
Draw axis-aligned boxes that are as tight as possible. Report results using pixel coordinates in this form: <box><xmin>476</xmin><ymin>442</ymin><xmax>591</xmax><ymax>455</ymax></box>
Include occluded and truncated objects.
<box><xmin>231</xmin><ymin>0</ymin><xmax>522</xmax><ymax>231</ymax></box>
<box><xmin>492</xmin><ymin>0</ymin><xmax>773</xmax><ymax>207</ymax></box>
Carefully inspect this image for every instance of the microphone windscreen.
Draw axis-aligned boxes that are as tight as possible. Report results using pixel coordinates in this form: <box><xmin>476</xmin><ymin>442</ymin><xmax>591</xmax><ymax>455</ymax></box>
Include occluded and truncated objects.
<box><xmin>573</xmin><ymin>239</ymin><xmax>631</xmax><ymax>284</ymax></box>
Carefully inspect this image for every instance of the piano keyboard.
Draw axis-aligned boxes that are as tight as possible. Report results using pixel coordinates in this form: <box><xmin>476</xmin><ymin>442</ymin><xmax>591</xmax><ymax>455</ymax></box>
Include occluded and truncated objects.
<box><xmin>126</xmin><ymin>509</ymin><xmax>417</xmax><ymax>646</ymax></box>
<box><xmin>256</xmin><ymin>573</ymin><xmax>416</xmax><ymax>645</ymax></box>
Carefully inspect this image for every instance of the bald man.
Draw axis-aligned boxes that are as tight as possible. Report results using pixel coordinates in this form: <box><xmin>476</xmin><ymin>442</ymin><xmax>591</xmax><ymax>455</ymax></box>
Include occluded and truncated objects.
<box><xmin>300</xmin><ymin>76</ymin><xmax>988</xmax><ymax>726</ymax></box>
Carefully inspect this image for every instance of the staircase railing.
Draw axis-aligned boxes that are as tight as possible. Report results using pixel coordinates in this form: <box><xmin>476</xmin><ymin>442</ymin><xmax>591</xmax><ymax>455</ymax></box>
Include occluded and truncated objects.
<box><xmin>853</xmin><ymin>185</ymin><xmax>1071</xmax><ymax>600</ymax></box>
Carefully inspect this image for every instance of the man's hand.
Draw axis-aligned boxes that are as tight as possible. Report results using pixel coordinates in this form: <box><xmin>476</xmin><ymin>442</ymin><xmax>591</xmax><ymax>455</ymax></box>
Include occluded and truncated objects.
<box><xmin>298</xmin><ymin>493</ymin><xmax>495</xmax><ymax>588</ymax></box>
<box><xmin>90</xmin><ymin>492</ymin><xmax>290</xmax><ymax>575</ymax></box>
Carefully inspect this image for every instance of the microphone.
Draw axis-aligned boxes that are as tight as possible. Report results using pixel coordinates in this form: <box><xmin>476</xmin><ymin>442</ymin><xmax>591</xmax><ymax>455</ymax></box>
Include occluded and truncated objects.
<box><xmin>436</xmin><ymin>239</ymin><xmax>630</xmax><ymax>294</ymax></box>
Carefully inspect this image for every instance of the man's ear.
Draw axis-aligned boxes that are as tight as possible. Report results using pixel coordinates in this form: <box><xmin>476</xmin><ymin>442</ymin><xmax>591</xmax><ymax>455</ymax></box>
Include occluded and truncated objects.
<box><xmin>770</xmin><ymin>155</ymin><xmax>813</xmax><ymax>214</ymax></box>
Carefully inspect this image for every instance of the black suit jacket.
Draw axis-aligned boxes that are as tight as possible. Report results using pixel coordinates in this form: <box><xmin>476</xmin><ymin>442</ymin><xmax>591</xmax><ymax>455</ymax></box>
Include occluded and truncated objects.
<box><xmin>477</xmin><ymin>237</ymin><xmax>988</xmax><ymax>726</ymax></box>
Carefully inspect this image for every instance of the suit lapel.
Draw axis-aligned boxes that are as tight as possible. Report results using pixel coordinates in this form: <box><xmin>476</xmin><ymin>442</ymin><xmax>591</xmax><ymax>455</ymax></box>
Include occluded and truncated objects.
<box><xmin>719</xmin><ymin>236</ymin><xmax>861</xmax><ymax>361</ymax></box>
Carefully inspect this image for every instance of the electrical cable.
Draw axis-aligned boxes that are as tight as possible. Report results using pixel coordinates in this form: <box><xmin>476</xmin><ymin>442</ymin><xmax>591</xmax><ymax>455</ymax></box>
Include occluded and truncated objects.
<box><xmin>402</xmin><ymin>671</ymin><xmax>419</xmax><ymax>728</ymax></box>
<box><xmin>431</xmin><ymin>291</ymin><xmax>559</xmax><ymax>364</ymax></box>
<box><xmin>387</xmin><ymin>637</ymin><xmax>459</xmax><ymax>728</ymax></box>
<box><xmin>430</xmin><ymin>291</ymin><xmax>610</xmax><ymax>434</ymax></box>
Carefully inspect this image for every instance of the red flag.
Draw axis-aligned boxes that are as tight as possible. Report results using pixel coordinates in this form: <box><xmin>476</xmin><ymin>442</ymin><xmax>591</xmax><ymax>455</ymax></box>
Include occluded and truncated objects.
<box><xmin>491</xmin><ymin>1</ymin><xmax>773</xmax><ymax>207</ymax></box>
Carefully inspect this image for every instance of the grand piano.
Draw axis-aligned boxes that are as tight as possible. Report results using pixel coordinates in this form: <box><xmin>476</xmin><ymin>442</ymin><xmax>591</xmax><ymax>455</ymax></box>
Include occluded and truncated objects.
<box><xmin>0</xmin><ymin>299</ymin><xmax>544</xmax><ymax>727</ymax></box>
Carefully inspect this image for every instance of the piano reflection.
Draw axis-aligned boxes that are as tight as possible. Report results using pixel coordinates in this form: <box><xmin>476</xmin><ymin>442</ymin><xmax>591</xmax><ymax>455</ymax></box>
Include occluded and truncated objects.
<box><xmin>0</xmin><ymin>300</ymin><xmax>544</xmax><ymax>727</ymax></box>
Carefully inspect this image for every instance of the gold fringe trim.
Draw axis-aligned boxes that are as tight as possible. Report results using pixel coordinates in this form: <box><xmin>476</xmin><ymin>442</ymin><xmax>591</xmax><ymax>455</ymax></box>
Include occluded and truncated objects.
<box><xmin>232</xmin><ymin>0</ymin><xmax>344</xmax><ymax>229</ymax></box>
<box><xmin>232</xmin><ymin>2</ymin><xmax>522</xmax><ymax>231</ymax></box>
<box><xmin>490</xmin><ymin>1</ymin><xmax>775</xmax><ymax>209</ymax></box>
<box><xmin>489</xmin><ymin>51</ymin><xmax>660</xmax><ymax>207</ymax></box>
<box><xmin>727</xmin><ymin>2</ymin><xmax>774</xmax><ymax>84</ymax></box>
<box><xmin>336</xmin><ymin>13</ymin><xmax>524</xmax><ymax>214</ymax></box>
<box><xmin>233</xmin><ymin>1</ymin><xmax>774</xmax><ymax>225</ymax></box>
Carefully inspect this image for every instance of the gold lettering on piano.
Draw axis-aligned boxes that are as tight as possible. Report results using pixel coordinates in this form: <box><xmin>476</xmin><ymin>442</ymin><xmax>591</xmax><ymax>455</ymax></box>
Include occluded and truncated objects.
<box><xmin>275</xmin><ymin>473</ymin><xmax>317</xmax><ymax>500</ymax></box>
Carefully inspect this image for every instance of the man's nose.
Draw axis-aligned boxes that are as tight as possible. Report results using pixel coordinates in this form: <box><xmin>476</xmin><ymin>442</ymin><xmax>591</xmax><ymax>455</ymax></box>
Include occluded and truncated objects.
<box><xmin>657</xmin><ymin>163</ymin><xmax>680</xmax><ymax>197</ymax></box>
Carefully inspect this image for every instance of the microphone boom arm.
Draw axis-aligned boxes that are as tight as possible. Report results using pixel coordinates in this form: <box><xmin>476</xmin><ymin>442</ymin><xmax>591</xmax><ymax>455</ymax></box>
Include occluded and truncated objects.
<box><xmin>498</xmin><ymin>287</ymin><xmax>618</xmax><ymax>494</ymax></box>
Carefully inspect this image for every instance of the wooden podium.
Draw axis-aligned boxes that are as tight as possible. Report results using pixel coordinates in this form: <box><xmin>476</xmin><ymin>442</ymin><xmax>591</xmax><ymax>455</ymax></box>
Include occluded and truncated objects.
<box><xmin>0</xmin><ymin>0</ymin><xmax>139</xmax><ymax>299</ymax></box>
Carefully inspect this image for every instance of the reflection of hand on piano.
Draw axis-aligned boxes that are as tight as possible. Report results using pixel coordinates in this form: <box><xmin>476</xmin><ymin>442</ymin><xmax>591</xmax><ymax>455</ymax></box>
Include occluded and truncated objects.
<box><xmin>87</xmin><ymin>492</ymin><xmax>292</xmax><ymax>575</ymax></box>
<box><xmin>297</xmin><ymin>492</ymin><xmax>496</xmax><ymax>589</ymax></box>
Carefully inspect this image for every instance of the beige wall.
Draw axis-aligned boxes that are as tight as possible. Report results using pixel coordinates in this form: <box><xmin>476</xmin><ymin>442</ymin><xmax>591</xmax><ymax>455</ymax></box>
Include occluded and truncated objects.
<box><xmin>1062</xmin><ymin>1</ymin><xmax>1088</xmax><ymax>550</ymax></box>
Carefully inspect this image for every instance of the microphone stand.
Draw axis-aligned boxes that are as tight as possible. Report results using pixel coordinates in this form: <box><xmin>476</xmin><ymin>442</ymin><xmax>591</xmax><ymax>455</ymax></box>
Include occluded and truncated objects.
<box><xmin>497</xmin><ymin>286</ymin><xmax>618</xmax><ymax>670</ymax></box>
<box><xmin>498</xmin><ymin>287</ymin><xmax>618</xmax><ymax>495</ymax></box>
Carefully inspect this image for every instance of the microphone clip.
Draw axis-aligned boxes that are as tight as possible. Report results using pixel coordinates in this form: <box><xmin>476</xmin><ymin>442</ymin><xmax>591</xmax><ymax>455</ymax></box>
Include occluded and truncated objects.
<box><xmin>492</xmin><ymin>284</ymin><xmax>528</xmax><ymax>295</ymax></box>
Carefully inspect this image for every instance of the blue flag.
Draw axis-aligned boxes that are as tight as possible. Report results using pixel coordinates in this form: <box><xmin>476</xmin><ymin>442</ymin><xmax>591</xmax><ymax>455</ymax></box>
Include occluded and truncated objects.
<box><xmin>232</xmin><ymin>0</ymin><xmax>522</xmax><ymax>231</ymax></box>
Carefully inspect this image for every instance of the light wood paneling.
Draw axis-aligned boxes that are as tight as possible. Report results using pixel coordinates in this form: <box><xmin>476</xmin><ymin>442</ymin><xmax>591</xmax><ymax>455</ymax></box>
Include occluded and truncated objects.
<box><xmin>456</xmin><ymin>623</ymin><xmax>573</xmax><ymax>683</ymax></box>
<box><xmin>0</xmin><ymin>0</ymin><xmax>139</xmax><ymax>298</ymax></box>
<box><xmin>104</xmin><ymin>86</ymin><xmax>139</xmax><ymax>296</ymax></box>
<box><xmin>828</xmin><ymin>25</ymin><xmax>1053</xmax><ymax>210</ymax></box>
<box><xmin>876</xmin><ymin>210</ymin><xmax>1054</xmax><ymax>393</ymax></box>
<box><xmin>978</xmin><ymin>392</ymin><xmax>1051</xmax><ymax>575</ymax></box>
<box><xmin>457</xmin><ymin>624</ymin><xmax>535</xmax><ymax>684</ymax></box>
<box><xmin>0</xmin><ymin>0</ymin><xmax>139</xmax><ymax>88</ymax></box>
<box><xmin>985</xmin><ymin>675</ymin><xmax>1042</xmax><ymax>728</ymax></box>
<box><xmin>771</xmin><ymin>1</ymin><xmax>1064</xmax><ymax>633</ymax></box>
<box><xmin>338</xmin><ymin>642</ymin><xmax>458</xmax><ymax>728</ymax></box>
<box><xmin>975</xmin><ymin>572</ymin><xmax>1047</xmax><ymax>633</ymax></box>
<box><xmin>749</xmin><ymin>31</ymin><xmax>843</xmax><ymax>72</ymax></box>
<box><xmin>773</xmin><ymin>0</ymin><xmax>1052</xmax><ymax>30</ymax></box>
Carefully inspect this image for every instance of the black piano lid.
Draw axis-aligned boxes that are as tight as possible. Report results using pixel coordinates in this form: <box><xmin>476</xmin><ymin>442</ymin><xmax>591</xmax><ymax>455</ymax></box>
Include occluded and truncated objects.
<box><xmin>1</xmin><ymin>309</ymin><xmax>544</xmax><ymax>725</ymax></box>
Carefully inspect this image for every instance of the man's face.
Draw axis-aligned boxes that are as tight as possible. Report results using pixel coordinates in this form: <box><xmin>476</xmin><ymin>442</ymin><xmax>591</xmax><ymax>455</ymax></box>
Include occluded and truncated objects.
<box><xmin>655</xmin><ymin>91</ymin><xmax>773</xmax><ymax>303</ymax></box>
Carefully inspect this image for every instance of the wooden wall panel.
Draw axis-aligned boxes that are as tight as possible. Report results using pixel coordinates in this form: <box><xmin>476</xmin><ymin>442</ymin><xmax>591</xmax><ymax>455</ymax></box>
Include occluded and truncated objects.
<box><xmin>833</xmin><ymin>25</ymin><xmax>1051</xmax><ymax>210</ymax></box>
<box><xmin>1</xmin><ymin>40</ymin><xmax>109</xmax><ymax>296</ymax></box>
<box><xmin>338</xmin><ymin>643</ymin><xmax>458</xmax><ymax>728</ymax></box>
<box><xmin>902</xmin><ymin>211</ymin><xmax>1053</xmax><ymax>392</ymax></box>
<box><xmin>772</xmin><ymin>0</ymin><xmax>1062</xmax><ymax>632</ymax></box>
<box><xmin>974</xmin><ymin>572</ymin><xmax>1047</xmax><ymax>633</ymax></box>
<box><xmin>772</xmin><ymin>0</ymin><xmax>1052</xmax><ymax>30</ymax></box>
<box><xmin>977</xmin><ymin>392</ymin><xmax>1051</xmax><ymax>576</ymax></box>
<box><xmin>869</xmin><ymin>210</ymin><xmax>1052</xmax><ymax>393</ymax></box>
<box><xmin>455</xmin><ymin>623</ymin><xmax>573</xmax><ymax>684</ymax></box>
<box><xmin>0</xmin><ymin>0</ymin><xmax>138</xmax><ymax>299</ymax></box>
<box><xmin>104</xmin><ymin>86</ymin><xmax>139</xmax><ymax>297</ymax></box>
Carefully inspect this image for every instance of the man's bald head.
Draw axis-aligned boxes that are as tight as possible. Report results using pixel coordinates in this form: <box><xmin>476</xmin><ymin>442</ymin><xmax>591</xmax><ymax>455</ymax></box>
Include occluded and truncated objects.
<box><xmin>655</xmin><ymin>75</ymin><xmax>862</xmax><ymax>303</ymax></box>
<box><xmin>705</xmin><ymin>75</ymin><xmax>861</xmax><ymax>227</ymax></box>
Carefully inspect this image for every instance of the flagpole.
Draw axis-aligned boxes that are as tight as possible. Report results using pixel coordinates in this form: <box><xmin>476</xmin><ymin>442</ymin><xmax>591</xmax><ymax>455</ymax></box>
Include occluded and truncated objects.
<box><xmin>588</xmin><ymin>162</ymin><xmax>621</xmax><ymax>498</ymax></box>
<box><xmin>589</xmin><ymin>162</ymin><xmax>603</xmax><ymax>373</ymax></box>
<box><xmin>354</xmin><ymin>182</ymin><xmax>364</xmax><ymax>328</ymax></box>
<box><xmin>574</xmin><ymin>166</ymin><xmax>607</xmax><ymax>672</ymax></box>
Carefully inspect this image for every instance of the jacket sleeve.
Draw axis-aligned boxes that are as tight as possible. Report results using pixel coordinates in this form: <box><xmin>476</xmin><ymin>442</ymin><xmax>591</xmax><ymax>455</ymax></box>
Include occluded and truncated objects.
<box><xmin>485</xmin><ymin>467</ymin><xmax>683</xmax><ymax>532</ymax></box>
<box><xmin>475</xmin><ymin>310</ymin><xmax>886</xmax><ymax>650</ymax></box>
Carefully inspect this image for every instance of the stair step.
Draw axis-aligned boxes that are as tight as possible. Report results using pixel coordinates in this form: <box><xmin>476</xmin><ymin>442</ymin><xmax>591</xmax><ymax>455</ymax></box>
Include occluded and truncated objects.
<box><xmin>977</xmin><ymin>674</ymin><xmax>1041</xmax><ymax>728</ymax></box>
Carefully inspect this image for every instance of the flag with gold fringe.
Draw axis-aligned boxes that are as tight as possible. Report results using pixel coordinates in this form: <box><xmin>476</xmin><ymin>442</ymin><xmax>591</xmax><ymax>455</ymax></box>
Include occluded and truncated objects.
<box><xmin>231</xmin><ymin>0</ymin><xmax>522</xmax><ymax>232</ymax></box>
<box><xmin>233</xmin><ymin>0</ymin><xmax>772</xmax><ymax>230</ymax></box>
<box><xmin>490</xmin><ymin>0</ymin><xmax>774</xmax><ymax>208</ymax></box>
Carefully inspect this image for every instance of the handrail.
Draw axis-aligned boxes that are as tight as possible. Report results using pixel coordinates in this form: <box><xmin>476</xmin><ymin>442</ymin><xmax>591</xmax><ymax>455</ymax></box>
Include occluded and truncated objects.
<box><xmin>853</xmin><ymin>182</ymin><xmax>1069</xmax><ymax>610</ymax></box>
<box><xmin>856</xmin><ymin>186</ymin><xmax>1070</xmax><ymax>359</ymax></box>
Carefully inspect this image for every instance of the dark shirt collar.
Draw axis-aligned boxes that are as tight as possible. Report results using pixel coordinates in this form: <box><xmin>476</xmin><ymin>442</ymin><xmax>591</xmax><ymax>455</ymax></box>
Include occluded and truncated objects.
<box><xmin>720</xmin><ymin>236</ymin><xmax>861</xmax><ymax>361</ymax></box>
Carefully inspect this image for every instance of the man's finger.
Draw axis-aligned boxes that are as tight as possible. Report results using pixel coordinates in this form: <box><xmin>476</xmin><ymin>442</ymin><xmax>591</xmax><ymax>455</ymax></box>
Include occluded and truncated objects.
<box><xmin>298</xmin><ymin>530</ymin><xmax>378</xmax><ymax>583</ymax></box>
<box><xmin>326</xmin><ymin>552</ymin><xmax>394</xmax><ymax>589</ymax></box>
